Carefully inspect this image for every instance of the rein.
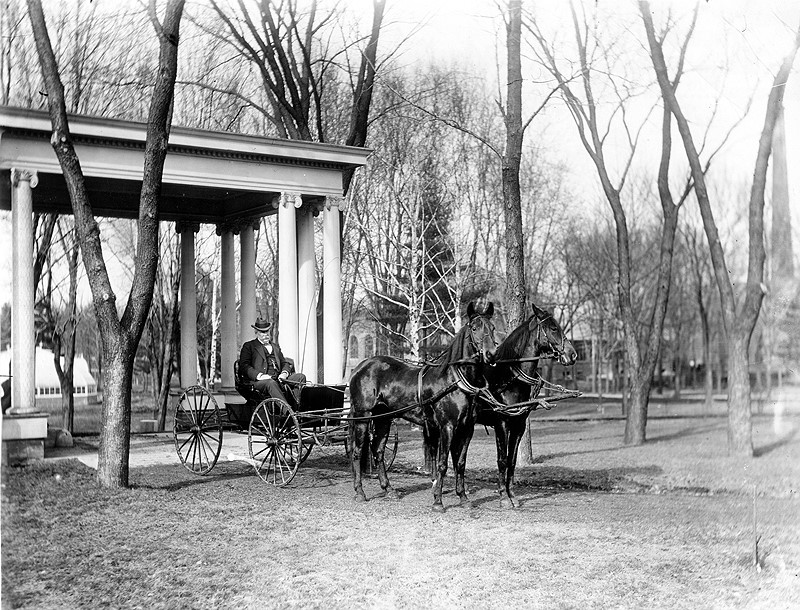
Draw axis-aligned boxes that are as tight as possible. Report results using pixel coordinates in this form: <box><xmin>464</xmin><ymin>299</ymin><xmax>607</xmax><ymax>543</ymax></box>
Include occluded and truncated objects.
<box><xmin>492</xmin><ymin>354</ymin><xmax>555</xmax><ymax>364</ymax></box>
<box><xmin>477</xmin><ymin>379</ymin><xmax>581</xmax><ymax>417</ymax></box>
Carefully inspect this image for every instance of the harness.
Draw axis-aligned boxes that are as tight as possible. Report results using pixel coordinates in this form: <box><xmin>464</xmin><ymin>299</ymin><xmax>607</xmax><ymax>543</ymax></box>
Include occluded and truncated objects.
<box><xmin>480</xmin><ymin>312</ymin><xmax>579</xmax><ymax>417</ymax></box>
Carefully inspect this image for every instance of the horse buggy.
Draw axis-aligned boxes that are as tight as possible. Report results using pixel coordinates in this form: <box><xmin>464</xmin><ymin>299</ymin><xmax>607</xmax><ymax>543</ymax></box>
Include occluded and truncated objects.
<box><xmin>173</xmin><ymin>299</ymin><xmax>581</xmax><ymax>511</ymax></box>
<box><xmin>172</xmin><ymin>365</ymin><xmax>398</xmax><ymax>486</ymax></box>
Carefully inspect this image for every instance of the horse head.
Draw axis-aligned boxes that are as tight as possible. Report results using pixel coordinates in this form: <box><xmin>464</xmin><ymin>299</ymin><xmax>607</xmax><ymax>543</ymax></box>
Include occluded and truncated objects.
<box><xmin>529</xmin><ymin>303</ymin><xmax>577</xmax><ymax>366</ymax></box>
<box><xmin>466</xmin><ymin>301</ymin><xmax>498</xmax><ymax>365</ymax></box>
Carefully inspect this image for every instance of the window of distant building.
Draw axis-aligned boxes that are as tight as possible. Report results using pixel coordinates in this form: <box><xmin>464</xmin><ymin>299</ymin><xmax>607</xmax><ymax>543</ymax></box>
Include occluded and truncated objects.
<box><xmin>349</xmin><ymin>335</ymin><xmax>359</xmax><ymax>360</ymax></box>
<box><xmin>575</xmin><ymin>340</ymin><xmax>588</xmax><ymax>362</ymax></box>
<box><xmin>364</xmin><ymin>335</ymin><xmax>374</xmax><ymax>358</ymax></box>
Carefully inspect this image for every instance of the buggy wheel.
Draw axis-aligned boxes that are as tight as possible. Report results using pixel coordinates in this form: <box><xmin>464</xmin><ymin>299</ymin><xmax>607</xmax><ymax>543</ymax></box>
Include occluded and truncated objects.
<box><xmin>248</xmin><ymin>398</ymin><xmax>302</xmax><ymax>486</ymax></box>
<box><xmin>173</xmin><ymin>385</ymin><xmax>223</xmax><ymax>475</ymax></box>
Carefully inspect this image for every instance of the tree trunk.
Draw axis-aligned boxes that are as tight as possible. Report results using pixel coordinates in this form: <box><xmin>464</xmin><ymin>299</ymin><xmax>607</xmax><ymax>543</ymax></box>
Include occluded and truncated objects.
<box><xmin>726</xmin><ymin>331</ymin><xmax>753</xmax><ymax>455</ymax></box>
<box><xmin>98</xmin><ymin>349</ymin><xmax>134</xmax><ymax>487</ymax></box>
<box><xmin>503</xmin><ymin>0</ymin><xmax>526</xmax><ymax>329</ymax></box>
<box><xmin>503</xmin><ymin>0</ymin><xmax>531</xmax><ymax>463</ymax></box>
<box><xmin>624</xmin><ymin>376</ymin><xmax>649</xmax><ymax>445</ymax></box>
<box><xmin>53</xmin><ymin>225</ymin><xmax>80</xmax><ymax>433</ymax></box>
<box><xmin>640</xmin><ymin>1</ymin><xmax>800</xmax><ymax>456</ymax></box>
<box><xmin>28</xmin><ymin>0</ymin><xmax>186</xmax><ymax>486</ymax></box>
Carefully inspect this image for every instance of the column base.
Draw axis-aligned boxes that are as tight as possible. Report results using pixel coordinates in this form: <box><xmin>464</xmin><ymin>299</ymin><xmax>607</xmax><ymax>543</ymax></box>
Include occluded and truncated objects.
<box><xmin>2</xmin><ymin>412</ymin><xmax>48</xmax><ymax>465</ymax></box>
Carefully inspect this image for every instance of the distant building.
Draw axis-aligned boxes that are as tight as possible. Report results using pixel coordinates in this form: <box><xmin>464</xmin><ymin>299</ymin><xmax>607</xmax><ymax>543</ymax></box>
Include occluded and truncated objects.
<box><xmin>0</xmin><ymin>347</ymin><xmax>99</xmax><ymax>413</ymax></box>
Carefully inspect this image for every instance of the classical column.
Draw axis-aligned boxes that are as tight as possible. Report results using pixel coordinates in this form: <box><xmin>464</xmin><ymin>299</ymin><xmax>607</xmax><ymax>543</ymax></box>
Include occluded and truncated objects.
<box><xmin>239</xmin><ymin>220</ymin><xmax>258</xmax><ymax>346</ymax></box>
<box><xmin>178</xmin><ymin>222</ymin><xmax>199</xmax><ymax>388</ymax></box>
<box><xmin>296</xmin><ymin>205</ymin><xmax>318</xmax><ymax>382</ymax></box>
<box><xmin>9</xmin><ymin>168</ymin><xmax>38</xmax><ymax>413</ymax></box>
<box><xmin>219</xmin><ymin>226</ymin><xmax>237</xmax><ymax>389</ymax></box>
<box><xmin>323</xmin><ymin>196</ymin><xmax>344</xmax><ymax>384</ymax></box>
<box><xmin>278</xmin><ymin>192</ymin><xmax>300</xmax><ymax>362</ymax></box>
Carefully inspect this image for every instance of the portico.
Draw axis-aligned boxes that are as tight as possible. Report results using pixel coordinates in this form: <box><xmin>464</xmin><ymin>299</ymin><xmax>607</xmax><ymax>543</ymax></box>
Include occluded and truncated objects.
<box><xmin>0</xmin><ymin>105</ymin><xmax>368</xmax><ymax>461</ymax></box>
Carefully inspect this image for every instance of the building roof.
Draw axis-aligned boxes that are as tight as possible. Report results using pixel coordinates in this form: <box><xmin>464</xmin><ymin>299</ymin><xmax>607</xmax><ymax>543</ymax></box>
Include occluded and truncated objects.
<box><xmin>0</xmin><ymin>347</ymin><xmax>96</xmax><ymax>390</ymax></box>
<box><xmin>0</xmin><ymin>105</ymin><xmax>371</xmax><ymax>224</ymax></box>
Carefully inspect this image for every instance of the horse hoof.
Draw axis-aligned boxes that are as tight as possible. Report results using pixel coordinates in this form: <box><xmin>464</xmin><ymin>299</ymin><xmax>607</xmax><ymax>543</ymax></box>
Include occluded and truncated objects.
<box><xmin>499</xmin><ymin>498</ymin><xmax>514</xmax><ymax>510</ymax></box>
<box><xmin>432</xmin><ymin>503</ymin><xmax>445</xmax><ymax>513</ymax></box>
<box><xmin>384</xmin><ymin>488</ymin><xmax>401</xmax><ymax>501</ymax></box>
<box><xmin>353</xmin><ymin>493</ymin><xmax>367</xmax><ymax>503</ymax></box>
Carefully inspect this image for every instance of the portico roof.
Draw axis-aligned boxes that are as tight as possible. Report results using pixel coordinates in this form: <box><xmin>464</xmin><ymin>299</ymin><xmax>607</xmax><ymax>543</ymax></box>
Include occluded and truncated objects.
<box><xmin>0</xmin><ymin>105</ymin><xmax>370</xmax><ymax>224</ymax></box>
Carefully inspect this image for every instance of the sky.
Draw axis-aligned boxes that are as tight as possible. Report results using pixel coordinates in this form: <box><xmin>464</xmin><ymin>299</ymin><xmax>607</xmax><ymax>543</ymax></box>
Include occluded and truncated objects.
<box><xmin>1</xmin><ymin>0</ymin><xmax>799</xmax><ymax>307</ymax></box>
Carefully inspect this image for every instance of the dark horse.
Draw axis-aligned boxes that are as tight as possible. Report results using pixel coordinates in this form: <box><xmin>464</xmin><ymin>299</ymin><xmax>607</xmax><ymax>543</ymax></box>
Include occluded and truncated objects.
<box><xmin>348</xmin><ymin>302</ymin><xmax>497</xmax><ymax>511</ymax></box>
<box><xmin>477</xmin><ymin>303</ymin><xmax>577</xmax><ymax>508</ymax></box>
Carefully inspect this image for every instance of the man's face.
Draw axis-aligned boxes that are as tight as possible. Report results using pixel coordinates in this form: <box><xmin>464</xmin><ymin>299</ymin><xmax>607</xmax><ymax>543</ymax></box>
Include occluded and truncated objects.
<box><xmin>256</xmin><ymin>330</ymin><xmax>270</xmax><ymax>345</ymax></box>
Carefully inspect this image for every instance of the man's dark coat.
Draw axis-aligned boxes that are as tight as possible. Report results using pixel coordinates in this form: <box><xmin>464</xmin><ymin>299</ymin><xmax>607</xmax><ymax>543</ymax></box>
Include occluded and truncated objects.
<box><xmin>238</xmin><ymin>339</ymin><xmax>294</xmax><ymax>382</ymax></box>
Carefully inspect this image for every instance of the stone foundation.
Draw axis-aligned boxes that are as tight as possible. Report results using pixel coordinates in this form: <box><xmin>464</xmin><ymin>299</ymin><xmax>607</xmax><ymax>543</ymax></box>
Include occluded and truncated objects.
<box><xmin>2</xmin><ymin>412</ymin><xmax>48</xmax><ymax>465</ymax></box>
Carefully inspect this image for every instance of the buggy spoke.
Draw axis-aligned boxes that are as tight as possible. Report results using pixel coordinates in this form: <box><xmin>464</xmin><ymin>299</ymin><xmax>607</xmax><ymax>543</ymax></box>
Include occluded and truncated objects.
<box><xmin>249</xmin><ymin>398</ymin><xmax>301</xmax><ymax>486</ymax></box>
<box><xmin>173</xmin><ymin>386</ymin><xmax>223</xmax><ymax>475</ymax></box>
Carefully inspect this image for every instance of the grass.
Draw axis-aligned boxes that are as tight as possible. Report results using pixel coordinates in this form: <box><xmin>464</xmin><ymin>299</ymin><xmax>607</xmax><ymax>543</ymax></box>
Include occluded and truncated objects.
<box><xmin>2</xmin><ymin>403</ymin><xmax>800</xmax><ymax>609</ymax></box>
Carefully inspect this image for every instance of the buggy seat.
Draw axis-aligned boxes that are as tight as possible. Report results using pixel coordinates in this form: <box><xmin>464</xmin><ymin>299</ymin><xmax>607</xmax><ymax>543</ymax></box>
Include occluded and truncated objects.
<box><xmin>234</xmin><ymin>360</ymin><xmax>299</xmax><ymax>405</ymax></box>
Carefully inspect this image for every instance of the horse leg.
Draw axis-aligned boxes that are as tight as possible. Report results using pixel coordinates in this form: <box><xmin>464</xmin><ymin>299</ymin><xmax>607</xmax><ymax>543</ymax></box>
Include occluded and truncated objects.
<box><xmin>452</xmin><ymin>424</ymin><xmax>475</xmax><ymax>505</ymax></box>
<box><xmin>371</xmin><ymin>418</ymin><xmax>399</xmax><ymax>500</ymax></box>
<box><xmin>431</xmin><ymin>423</ymin><xmax>452</xmax><ymax>512</ymax></box>
<box><xmin>421</xmin><ymin>421</ymin><xmax>439</xmax><ymax>481</ymax></box>
<box><xmin>505</xmin><ymin>417</ymin><xmax>527</xmax><ymax>509</ymax></box>
<box><xmin>493</xmin><ymin>421</ymin><xmax>513</xmax><ymax>509</ymax></box>
<box><xmin>350</xmin><ymin>420</ymin><xmax>370</xmax><ymax>502</ymax></box>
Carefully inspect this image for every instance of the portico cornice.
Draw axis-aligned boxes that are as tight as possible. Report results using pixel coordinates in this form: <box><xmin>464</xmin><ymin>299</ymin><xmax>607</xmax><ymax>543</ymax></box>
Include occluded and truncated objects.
<box><xmin>0</xmin><ymin>106</ymin><xmax>371</xmax><ymax>168</ymax></box>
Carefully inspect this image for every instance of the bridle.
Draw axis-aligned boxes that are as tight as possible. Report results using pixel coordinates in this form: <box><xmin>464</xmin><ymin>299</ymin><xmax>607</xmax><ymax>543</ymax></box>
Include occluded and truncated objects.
<box><xmin>415</xmin><ymin>313</ymin><xmax>496</xmax><ymax>406</ymax></box>
<box><xmin>465</xmin><ymin>313</ymin><xmax>498</xmax><ymax>364</ymax></box>
<box><xmin>532</xmin><ymin>313</ymin><xmax>567</xmax><ymax>362</ymax></box>
<box><xmin>493</xmin><ymin>312</ymin><xmax>563</xmax><ymax>393</ymax></box>
<box><xmin>451</xmin><ymin>313</ymin><xmax>497</xmax><ymax>394</ymax></box>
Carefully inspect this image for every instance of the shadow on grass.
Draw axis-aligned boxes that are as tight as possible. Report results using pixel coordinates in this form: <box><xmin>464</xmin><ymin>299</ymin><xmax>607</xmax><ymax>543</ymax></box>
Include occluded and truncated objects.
<box><xmin>133</xmin><ymin>464</ymin><xmax>256</xmax><ymax>492</ymax></box>
<box><xmin>645</xmin><ymin>421</ymin><xmax>726</xmax><ymax>444</ymax></box>
<box><xmin>468</xmin><ymin>464</ymin><xmax>665</xmax><ymax>495</ymax></box>
<box><xmin>530</xmin><ymin>443</ymin><xmax>628</xmax><ymax>463</ymax></box>
<box><xmin>754</xmin><ymin>423</ymin><xmax>799</xmax><ymax>457</ymax></box>
<box><xmin>469</xmin><ymin>488</ymin><xmax>559</xmax><ymax>509</ymax></box>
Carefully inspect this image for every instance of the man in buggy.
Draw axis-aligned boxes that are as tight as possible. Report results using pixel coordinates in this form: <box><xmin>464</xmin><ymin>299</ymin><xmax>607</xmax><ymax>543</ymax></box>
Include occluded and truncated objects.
<box><xmin>237</xmin><ymin>317</ymin><xmax>306</xmax><ymax>406</ymax></box>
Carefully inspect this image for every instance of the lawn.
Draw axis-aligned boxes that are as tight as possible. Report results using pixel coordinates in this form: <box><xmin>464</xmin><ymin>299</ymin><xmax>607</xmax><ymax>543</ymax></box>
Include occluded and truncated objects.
<box><xmin>2</xmin><ymin>405</ymin><xmax>799</xmax><ymax>609</ymax></box>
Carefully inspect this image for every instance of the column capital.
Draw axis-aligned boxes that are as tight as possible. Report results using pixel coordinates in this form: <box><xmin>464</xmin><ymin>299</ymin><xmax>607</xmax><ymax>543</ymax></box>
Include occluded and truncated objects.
<box><xmin>281</xmin><ymin>191</ymin><xmax>303</xmax><ymax>209</ymax></box>
<box><xmin>298</xmin><ymin>203</ymin><xmax>322</xmax><ymax>218</ymax></box>
<box><xmin>325</xmin><ymin>195</ymin><xmax>345</xmax><ymax>212</ymax></box>
<box><xmin>11</xmin><ymin>168</ymin><xmax>38</xmax><ymax>188</ymax></box>
<box><xmin>230</xmin><ymin>217</ymin><xmax>261</xmax><ymax>234</ymax></box>
<box><xmin>175</xmin><ymin>221</ymin><xmax>200</xmax><ymax>234</ymax></box>
<box><xmin>215</xmin><ymin>222</ymin><xmax>239</xmax><ymax>236</ymax></box>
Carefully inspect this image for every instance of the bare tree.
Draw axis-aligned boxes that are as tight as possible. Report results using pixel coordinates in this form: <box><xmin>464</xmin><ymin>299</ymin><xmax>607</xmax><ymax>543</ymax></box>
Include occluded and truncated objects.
<box><xmin>502</xmin><ymin>0</ymin><xmax>527</xmax><ymax>329</ymax></box>
<box><xmin>146</xmin><ymin>230</ymin><xmax>181</xmax><ymax>431</ymax></box>
<box><xmin>50</xmin><ymin>219</ymin><xmax>80</xmax><ymax>432</ymax></box>
<box><xmin>27</xmin><ymin>0</ymin><xmax>186</xmax><ymax>487</ymax></box>
<box><xmin>190</xmin><ymin>0</ymin><xmax>384</xmax><ymax>185</ymax></box>
<box><xmin>640</xmin><ymin>1</ymin><xmax>800</xmax><ymax>455</ymax></box>
<box><xmin>528</xmin><ymin>1</ymin><xmax>707</xmax><ymax>444</ymax></box>
<box><xmin>680</xmin><ymin>221</ymin><xmax>717</xmax><ymax>410</ymax></box>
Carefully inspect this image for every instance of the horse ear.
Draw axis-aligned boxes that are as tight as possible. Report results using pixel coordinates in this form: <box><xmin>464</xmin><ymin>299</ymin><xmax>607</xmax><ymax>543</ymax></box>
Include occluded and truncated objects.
<box><xmin>485</xmin><ymin>302</ymin><xmax>494</xmax><ymax>317</ymax></box>
<box><xmin>528</xmin><ymin>303</ymin><xmax>541</xmax><ymax>329</ymax></box>
<box><xmin>467</xmin><ymin>302</ymin><xmax>476</xmax><ymax>319</ymax></box>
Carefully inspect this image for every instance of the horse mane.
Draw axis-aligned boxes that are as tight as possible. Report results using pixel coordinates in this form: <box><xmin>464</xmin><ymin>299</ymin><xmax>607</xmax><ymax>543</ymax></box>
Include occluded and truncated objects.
<box><xmin>431</xmin><ymin>322</ymin><xmax>472</xmax><ymax>374</ymax></box>
<box><xmin>495</xmin><ymin>316</ymin><xmax>534</xmax><ymax>361</ymax></box>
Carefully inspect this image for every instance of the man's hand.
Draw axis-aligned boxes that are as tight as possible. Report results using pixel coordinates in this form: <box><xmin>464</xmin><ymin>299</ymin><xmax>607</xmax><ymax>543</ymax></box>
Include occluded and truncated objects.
<box><xmin>256</xmin><ymin>373</ymin><xmax>268</xmax><ymax>381</ymax></box>
<box><xmin>278</xmin><ymin>371</ymin><xmax>289</xmax><ymax>381</ymax></box>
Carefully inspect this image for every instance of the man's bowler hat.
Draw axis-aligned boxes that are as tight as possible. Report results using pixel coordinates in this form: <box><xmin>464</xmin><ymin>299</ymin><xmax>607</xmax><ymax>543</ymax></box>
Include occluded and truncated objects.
<box><xmin>252</xmin><ymin>318</ymin><xmax>272</xmax><ymax>332</ymax></box>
